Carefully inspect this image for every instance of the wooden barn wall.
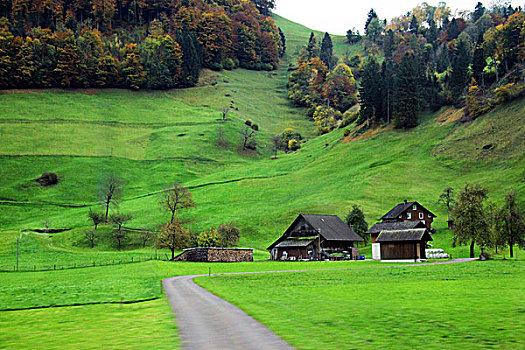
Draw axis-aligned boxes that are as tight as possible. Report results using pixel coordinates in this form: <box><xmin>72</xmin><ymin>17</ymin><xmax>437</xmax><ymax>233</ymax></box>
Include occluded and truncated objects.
<box><xmin>380</xmin><ymin>242</ymin><xmax>418</xmax><ymax>260</ymax></box>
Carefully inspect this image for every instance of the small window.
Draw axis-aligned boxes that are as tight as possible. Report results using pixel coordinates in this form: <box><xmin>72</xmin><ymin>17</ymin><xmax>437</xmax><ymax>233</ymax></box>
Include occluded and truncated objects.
<box><xmin>407</xmin><ymin>212</ymin><xmax>412</xmax><ymax>219</ymax></box>
<box><xmin>419</xmin><ymin>212</ymin><xmax>424</xmax><ymax>219</ymax></box>
<box><xmin>428</xmin><ymin>214</ymin><xmax>432</xmax><ymax>218</ymax></box>
<box><xmin>412</xmin><ymin>204</ymin><xmax>417</xmax><ymax>210</ymax></box>
<box><xmin>398</xmin><ymin>215</ymin><xmax>402</xmax><ymax>218</ymax></box>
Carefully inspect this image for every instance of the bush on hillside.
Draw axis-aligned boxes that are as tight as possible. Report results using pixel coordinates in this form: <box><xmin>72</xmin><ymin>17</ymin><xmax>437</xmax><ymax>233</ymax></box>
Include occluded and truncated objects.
<box><xmin>35</xmin><ymin>172</ymin><xmax>59</xmax><ymax>186</ymax></box>
<box><xmin>340</xmin><ymin>110</ymin><xmax>359</xmax><ymax>128</ymax></box>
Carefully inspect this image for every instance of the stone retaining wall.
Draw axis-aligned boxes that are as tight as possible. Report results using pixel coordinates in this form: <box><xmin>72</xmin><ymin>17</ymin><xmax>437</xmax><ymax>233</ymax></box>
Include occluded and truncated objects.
<box><xmin>173</xmin><ymin>248</ymin><xmax>254</xmax><ymax>262</ymax></box>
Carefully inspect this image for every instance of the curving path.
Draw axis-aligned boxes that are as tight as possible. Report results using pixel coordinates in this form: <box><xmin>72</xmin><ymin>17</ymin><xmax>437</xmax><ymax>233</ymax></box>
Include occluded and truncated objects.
<box><xmin>163</xmin><ymin>258</ymin><xmax>477</xmax><ymax>350</ymax></box>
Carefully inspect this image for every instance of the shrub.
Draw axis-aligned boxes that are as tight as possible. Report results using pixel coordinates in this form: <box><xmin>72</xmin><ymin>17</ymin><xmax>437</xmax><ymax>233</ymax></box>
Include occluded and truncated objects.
<box><xmin>494</xmin><ymin>83</ymin><xmax>524</xmax><ymax>103</ymax></box>
<box><xmin>340</xmin><ymin>110</ymin><xmax>359</xmax><ymax>128</ymax></box>
<box><xmin>288</xmin><ymin>139</ymin><xmax>300</xmax><ymax>151</ymax></box>
<box><xmin>466</xmin><ymin>84</ymin><xmax>492</xmax><ymax>119</ymax></box>
<box><xmin>222</xmin><ymin>58</ymin><xmax>235</xmax><ymax>70</ymax></box>
<box><xmin>343</xmin><ymin>129</ymin><xmax>351</xmax><ymax>137</ymax></box>
<box><xmin>208</xmin><ymin>62</ymin><xmax>223</xmax><ymax>71</ymax></box>
<box><xmin>279</xmin><ymin>128</ymin><xmax>303</xmax><ymax>152</ymax></box>
<box><xmin>217</xmin><ymin>222</ymin><xmax>240</xmax><ymax>247</ymax></box>
<box><xmin>197</xmin><ymin>227</ymin><xmax>222</xmax><ymax>247</ymax></box>
<box><xmin>251</xmin><ymin>123</ymin><xmax>259</xmax><ymax>131</ymax></box>
<box><xmin>313</xmin><ymin>105</ymin><xmax>341</xmax><ymax>134</ymax></box>
<box><xmin>245</xmin><ymin>119</ymin><xmax>252</xmax><ymax>126</ymax></box>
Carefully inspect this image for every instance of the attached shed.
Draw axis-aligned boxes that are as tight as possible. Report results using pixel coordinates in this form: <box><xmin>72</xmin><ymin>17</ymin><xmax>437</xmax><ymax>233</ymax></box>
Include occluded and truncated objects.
<box><xmin>366</xmin><ymin>221</ymin><xmax>427</xmax><ymax>243</ymax></box>
<box><xmin>376</xmin><ymin>228</ymin><xmax>433</xmax><ymax>262</ymax></box>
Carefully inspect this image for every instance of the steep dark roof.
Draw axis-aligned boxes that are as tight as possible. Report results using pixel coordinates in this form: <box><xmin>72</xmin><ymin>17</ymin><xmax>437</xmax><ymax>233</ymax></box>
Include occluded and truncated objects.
<box><xmin>366</xmin><ymin>221</ymin><xmax>427</xmax><ymax>234</ymax></box>
<box><xmin>376</xmin><ymin>229</ymin><xmax>433</xmax><ymax>242</ymax></box>
<box><xmin>301</xmin><ymin>214</ymin><xmax>364</xmax><ymax>242</ymax></box>
<box><xmin>380</xmin><ymin>201</ymin><xmax>436</xmax><ymax>220</ymax></box>
<box><xmin>267</xmin><ymin>214</ymin><xmax>363</xmax><ymax>250</ymax></box>
<box><xmin>275</xmin><ymin>238</ymin><xmax>316</xmax><ymax>248</ymax></box>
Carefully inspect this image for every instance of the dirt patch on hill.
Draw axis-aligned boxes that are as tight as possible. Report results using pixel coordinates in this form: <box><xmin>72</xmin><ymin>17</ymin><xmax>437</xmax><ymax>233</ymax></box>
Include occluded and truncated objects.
<box><xmin>197</xmin><ymin>69</ymin><xmax>219</xmax><ymax>87</ymax></box>
<box><xmin>435</xmin><ymin>107</ymin><xmax>465</xmax><ymax>124</ymax></box>
<box><xmin>343</xmin><ymin>124</ymin><xmax>394</xmax><ymax>143</ymax></box>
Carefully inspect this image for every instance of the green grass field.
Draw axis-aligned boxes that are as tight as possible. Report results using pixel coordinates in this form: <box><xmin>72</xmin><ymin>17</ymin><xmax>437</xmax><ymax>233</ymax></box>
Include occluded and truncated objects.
<box><xmin>0</xmin><ymin>259</ymin><xmax>385</xmax><ymax>349</ymax></box>
<box><xmin>0</xmin><ymin>14</ymin><xmax>524</xmax><ymax>350</ymax></box>
<box><xmin>197</xmin><ymin>261</ymin><xmax>525</xmax><ymax>349</ymax></box>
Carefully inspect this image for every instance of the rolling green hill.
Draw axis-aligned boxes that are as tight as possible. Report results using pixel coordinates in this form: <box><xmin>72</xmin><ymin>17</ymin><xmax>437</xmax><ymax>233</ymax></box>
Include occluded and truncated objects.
<box><xmin>0</xmin><ymin>15</ymin><xmax>524</xmax><ymax>269</ymax></box>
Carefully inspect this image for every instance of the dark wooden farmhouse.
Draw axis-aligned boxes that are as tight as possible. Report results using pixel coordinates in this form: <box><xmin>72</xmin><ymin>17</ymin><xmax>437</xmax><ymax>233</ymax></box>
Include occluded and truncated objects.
<box><xmin>376</xmin><ymin>228</ymin><xmax>433</xmax><ymax>261</ymax></box>
<box><xmin>367</xmin><ymin>200</ymin><xmax>437</xmax><ymax>261</ymax></box>
<box><xmin>267</xmin><ymin>214</ymin><xmax>364</xmax><ymax>261</ymax></box>
<box><xmin>378</xmin><ymin>200</ymin><xmax>436</xmax><ymax>231</ymax></box>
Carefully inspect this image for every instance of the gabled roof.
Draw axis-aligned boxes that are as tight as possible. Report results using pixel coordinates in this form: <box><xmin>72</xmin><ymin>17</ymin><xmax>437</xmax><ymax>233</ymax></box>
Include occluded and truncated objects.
<box><xmin>376</xmin><ymin>228</ymin><xmax>433</xmax><ymax>242</ymax></box>
<box><xmin>366</xmin><ymin>221</ymin><xmax>427</xmax><ymax>234</ymax></box>
<box><xmin>267</xmin><ymin>214</ymin><xmax>363</xmax><ymax>250</ymax></box>
<box><xmin>275</xmin><ymin>238</ymin><xmax>317</xmax><ymax>248</ymax></box>
<box><xmin>380</xmin><ymin>201</ymin><xmax>436</xmax><ymax>220</ymax></box>
<box><xmin>300</xmin><ymin>214</ymin><xmax>364</xmax><ymax>242</ymax></box>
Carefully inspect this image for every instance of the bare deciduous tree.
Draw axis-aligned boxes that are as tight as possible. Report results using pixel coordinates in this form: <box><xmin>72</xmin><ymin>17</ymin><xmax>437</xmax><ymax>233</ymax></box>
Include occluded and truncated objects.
<box><xmin>84</xmin><ymin>229</ymin><xmax>97</xmax><ymax>248</ymax></box>
<box><xmin>220</xmin><ymin>106</ymin><xmax>230</xmax><ymax>121</ymax></box>
<box><xmin>88</xmin><ymin>208</ymin><xmax>104</xmax><ymax>230</ymax></box>
<box><xmin>99</xmin><ymin>174</ymin><xmax>124</xmax><ymax>222</ymax></box>
<box><xmin>139</xmin><ymin>230</ymin><xmax>152</xmax><ymax>248</ymax></box>
<box><xmin>271</xmin><ymin>134</ymin><xmax>282</xmax><ymax>159</ymax></box>
<box><xmin>160</xmin><ymin>183</ymin><xmax>196</xmax><ymax>224</ymax></box>
<box><xmin>438</xmin><ymin>186</ymin><xmax>456</xmax><ymax>229</ymax></box>
<box><xmin>240</xmin><ymin>125</ymin><xmax>257</xmax><ymax>150</ymax></box>
<box><xmin>110</xmin><ymin>212</ymin><xmax>132</xmax><ymax>250</ymax></box>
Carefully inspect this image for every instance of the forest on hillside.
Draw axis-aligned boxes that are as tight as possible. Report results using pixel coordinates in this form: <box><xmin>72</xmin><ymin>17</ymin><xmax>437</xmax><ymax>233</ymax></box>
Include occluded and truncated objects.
<box><xmin>288</xmin><ymin>2</ymin><xmax>525</xmax><ymax>131</ymax></box>
<box><xmin>0</xmin><ymin>0</ymin><xmax>283</xmax><ymax>89</ymax></box>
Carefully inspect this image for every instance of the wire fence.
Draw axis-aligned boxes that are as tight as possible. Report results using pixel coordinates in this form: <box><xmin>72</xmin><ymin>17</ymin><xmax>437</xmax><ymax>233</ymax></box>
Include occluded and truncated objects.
<box><xmin>0</xmin><ymin>255</ymin><xmax>168</xmax><ymax>273</ymax></box>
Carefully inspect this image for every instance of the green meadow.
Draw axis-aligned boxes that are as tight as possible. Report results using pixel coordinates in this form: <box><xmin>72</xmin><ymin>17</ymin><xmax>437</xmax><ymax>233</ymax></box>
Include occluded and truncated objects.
<box><xmin>0</xmin><ymin>14</ymin><xmax>524</xmax><ymax>350</ymax></box>
<box><xmin>0</xmin><ymin>260</ymin><xmax>384</xmax><ymax>349</ymax></box>
<box><xmin>197</xmin><ymin>261</ymin><xmax>525</xmax><ymax>349</ymax></box>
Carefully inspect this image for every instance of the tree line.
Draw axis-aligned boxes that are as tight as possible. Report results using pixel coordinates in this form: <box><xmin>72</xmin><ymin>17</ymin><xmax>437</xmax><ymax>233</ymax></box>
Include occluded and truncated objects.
<box><xmin>358</xmin><ymin>3</ymin><xmax>525</xmax><ymax>129</ymax></box>
<box><xmin>0</xmin><ymin>0</ymin><xmax>284</xmax><ymax>89</ymax></box>
<box><xmin>288</xmin><ymin>2</ymin><xmax>524</xmax><ymax>133</ymax></box>
<box><xmin>85</xmin><ymin>175</ymin><xmax>240</xmax><ymax>258</ymax></box>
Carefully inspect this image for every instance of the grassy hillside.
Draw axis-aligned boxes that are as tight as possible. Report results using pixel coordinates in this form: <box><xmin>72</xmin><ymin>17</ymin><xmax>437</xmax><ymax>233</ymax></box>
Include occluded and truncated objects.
<box><xmin>0</xmin><ymin>16</ymin><xmax>524</xmax><ymax>268</ymax></box>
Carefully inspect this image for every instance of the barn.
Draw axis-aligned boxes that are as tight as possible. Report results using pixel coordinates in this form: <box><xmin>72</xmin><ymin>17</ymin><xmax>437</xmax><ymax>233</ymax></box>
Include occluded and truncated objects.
<box><xmin>267</xmin><ymin>214</ymin><xmax>364</xmax><ymax>261</ymax></box>
<box><xmin>375</xmin><ymin>228</ymin><xmax>433</xmax><ymax>262</ymax></box>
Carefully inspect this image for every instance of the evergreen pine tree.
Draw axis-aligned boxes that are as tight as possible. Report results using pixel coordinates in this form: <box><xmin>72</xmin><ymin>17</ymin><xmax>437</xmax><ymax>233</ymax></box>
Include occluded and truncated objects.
<box><xmin>177</xmin><ymin>30</ymin><xmax>202</xmax><ymax>87</ymax></box>
<box><xmin>306</xmin><ymin>32</ymin><xmax>320</xmax><ymax>59</ymax></box>
<box><xmin>449</xmin><ymin>35</ymin><xmax>471</xmax><ymax>105</ymax></box>
<box><xmin>447</xmin><ymin>18</ymin><xmax>459</xmax><ymax>40</ymax></box>
<box><xmin>278</xmin><ymin>27</ymin><xmax>286</xmax><ymax>57</ymax></box>
<box><xmin>472</xmin><ymin>2</ymin><xmax>485</xmax><ymax>23</ymax></box>
<box><xmin>364</xmin><ymin>8</ymin><xmax>378</xmax><ymax>34</ymax></box>
<box><xmin>393</xmin><ymin>53</ymin><xmax>420</xmax><ymax>128</ymax></box>
<box><xmin>472</xmin><ymin>32</ymin><xmax>485</xmax><ymax>86</ymax></box>
<box><xmin>409</xmin><ymin>15</ymin><xmax>419</xmax><ymax>34</ymax></box>
<box><xmin>359</xmin><ymin>57</ymin><xmax>382</xmax><ymax>125</ymax></box>
<box><xmin>381</xmin><ymin>60</ymin><xmax>394</xmax><ymax>124</ymax></box>
<box><xmin>383</xmin><ymin>29</ymin><xmax>394</xmax><ymax>59</ymax></box>
<box><xmin>425</xmin><ymin>17</ymin><xmax>438</xmax><ymax>46</ymax></box>
<box><xmin>320</xmin><ymin>32</ymin><xmax>333</xmax><ymax>69</ymax></box>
